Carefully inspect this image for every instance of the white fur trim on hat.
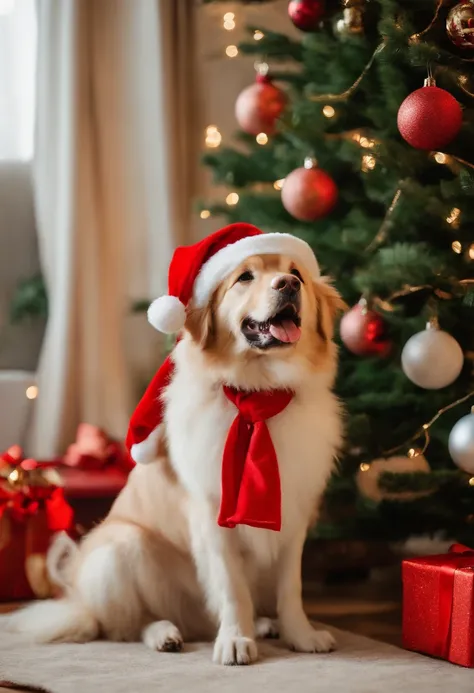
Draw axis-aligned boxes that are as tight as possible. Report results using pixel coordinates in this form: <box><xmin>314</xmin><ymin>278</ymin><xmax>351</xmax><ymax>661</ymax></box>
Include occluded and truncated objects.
<box><xmin>147</xmin><ymin>295</ymin><xmax>186</xmax><ymax>334</ymax></box>
<box><xmin>130</xmin><ymin>426</ymin><xmax>162</xmax><ymax>465</ymax></box>
<box><xmin>193</xmin><ymin>233</ymin><xmax>320</xmax><ymax>308</ymax></box>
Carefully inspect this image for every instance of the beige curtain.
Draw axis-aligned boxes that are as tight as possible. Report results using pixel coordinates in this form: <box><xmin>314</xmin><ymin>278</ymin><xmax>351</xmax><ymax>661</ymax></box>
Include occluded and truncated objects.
<box><xmin>29</xmin><ymin>0</ymin><xmax>198</xmax><ymax>457</ymax></box>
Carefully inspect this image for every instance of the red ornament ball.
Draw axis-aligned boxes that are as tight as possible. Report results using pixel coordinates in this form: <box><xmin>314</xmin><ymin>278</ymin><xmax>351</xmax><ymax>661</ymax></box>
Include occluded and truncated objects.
<box><xmin>397</xmin><ymin>85</ymin><xmax>462</xmax><ymax>150</ymax></box>
<box><xmin>281</xmin><ymin>165</ymin><xmax>337</xmax><ymax>221</ymax></box>
<box><xmin>447</xmin><ymin>2</ymin><xmax>474</xmax><ymax>49</ymax></box>
<box><xmin>235</xmin><ymin>75</ymin><xmax>286</xmax><ymax>136</ymax></box>
<box><xmin>288</xmin><ymin>0</ymin><xmax>325</xmax><ymax>32</ymax></box>
<box><xmin>340</xmin><ymin>302</ymin><xmax>391</xmax><ymax>357</ymax></box>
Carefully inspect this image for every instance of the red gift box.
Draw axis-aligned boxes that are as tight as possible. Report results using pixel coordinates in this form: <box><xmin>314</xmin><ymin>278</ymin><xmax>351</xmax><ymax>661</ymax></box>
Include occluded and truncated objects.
<box><xmin>60</xmin><ymin>423</ymin><xmax>131</xmax><ymax>499</ymax></box>
<box><xmin>0</xmin><ymin>446</ymin><xmax>74</xmax><ymax>602</ymax></box>
<box><xmin>402</xmin><ymin>544</ymin><xmax>474</xmax><ymax>668</ymax></box>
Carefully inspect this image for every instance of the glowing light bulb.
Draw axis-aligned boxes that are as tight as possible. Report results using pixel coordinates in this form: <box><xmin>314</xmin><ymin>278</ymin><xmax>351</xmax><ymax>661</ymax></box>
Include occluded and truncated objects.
<box><xmin>468</xmin><ymin>244</ymin><xmax>474</xmax><ymax>260</ymax></box>
<box><xmin>452</xmin><ymin>240</ymin><xmax>462</xmax><ymax>254</ymax></box>
<box><xmin>360</xmin><ymin>136</ymin><xmax>375</xmax><ymax>148</ymax></box>
<box><xmin>205</xmin><ymin>125</ymin><xmax>222</xmax><ymax>148</ymax></box>
<box><xmin>225</xmin><ymin>45</ymin><xmax>238</xmax><ymax>58</ymax></box>
<box><xmin>273</xmin><ymin>179</ymin><xmax>285</xmax><ymax>191</ymax></box>
<box><xmin>434</xmin><ymin>152</ymin><xmax>447</xmax><ymax>164</ymax></box>
<box><xmin>359</xmin><ymin>463</ymin><xmax>370</xmax><ymax>472</ymax></box>
<box><xmin>200</xmin><ymin>210</ymin><xmax>211</xmax><ymax>219</ymax></box>
<box><xmin>256</xmin><ymin>132</ymin><xmax>268</xmax><ymax>145</ymax></box>
<box><xmin>446</xmin><ymin>207</ymin><xmax>461</xmax><ymax>226</ymax></box>
<box><xmin>26</xmin><ymin>385</ymin><xmax>38</xmax><ymax>400</ymax></box>
<box><xmin>469</xmin><ymin>477</ymin><xmax>474</xmax><ymax>487</ymax></box>
<box><xmin>322</xmin><ymin>105</ymin><xmax>335</xmax><ymax>118</ymax></box>
<box><xmin>226</xmin><ymin>192</ymin><xmax>239</xmax><ymax>206</ymax></box>
<box><xmin>8</xmin><ymin>469</ymin><xmax>20</xmax><ymax>483</ymax></box>
<box><xmin>223</xmin><ymin>13</ymin><xmax>235</xmax><ymax>30</ymax></box>
<box><xmin>254</xmin><ymin>30</ymin><xmax>264</xmax><ymax>41</ymax></box>
<box><xmin>361</xmin><ymin>154</ymin><xmax>376</xmax><ymax>172</ymax></box>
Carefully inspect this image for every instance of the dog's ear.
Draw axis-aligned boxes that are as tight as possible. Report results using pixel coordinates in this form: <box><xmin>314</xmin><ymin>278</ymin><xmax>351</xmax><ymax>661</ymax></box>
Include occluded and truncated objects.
<box><xmin>313</xmin><ymin>279</ymin><xmax>347</xmax><ymax>342</ymax></box>
<box><xmin>184</xmin><ymin>300</ymin><xmax>215</xmax><ymax>350</ymax></box>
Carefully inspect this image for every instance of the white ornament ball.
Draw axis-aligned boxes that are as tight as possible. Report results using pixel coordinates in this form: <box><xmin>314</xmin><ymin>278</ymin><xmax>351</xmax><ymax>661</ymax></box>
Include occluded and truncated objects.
<box><xmin>357</xmin><ymin>455</ymin><xmax>431</xmax><ymax>503</ymax></box>
<box><xmin>147</xmin><ymin>295</ymin><xmax>186</xmax><ymax>334</ymax></box>
<box><xmin>401</xmin><ymin>325</ymin><xmax>463</xmax><ymax>389</ymax></box>
<box><xmin>448</xmin><ymin>410</ymin><xmax>474</xmax><ymax>474</ymax></box>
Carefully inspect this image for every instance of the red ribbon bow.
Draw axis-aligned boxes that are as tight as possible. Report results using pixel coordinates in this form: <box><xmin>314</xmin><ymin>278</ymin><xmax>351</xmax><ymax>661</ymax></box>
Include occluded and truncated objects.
<box><xmin>436</xmin><ymin>543</ymin><xmax>474</xmax><ymax>659</ymax></box>
<box><xmin>218</xmin><ymin>387</ymin><xmax>293</xmax><ymax>532</ymax></box>
<box><xmin>0</xmin><ymin>447</ymin><xmax>73</xmax><ymax>532</ymax></box>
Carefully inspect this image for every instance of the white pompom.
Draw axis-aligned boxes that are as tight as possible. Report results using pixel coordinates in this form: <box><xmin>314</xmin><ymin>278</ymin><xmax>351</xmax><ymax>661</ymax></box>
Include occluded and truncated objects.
<box><xmin>147</xmin><ymin>295</ymin><xmax>186</xmax><ymax>334</ymax></box>
<box><xmin>130</xmin><ymin>427</ymin><xmax>162</xmax><ymax>465</ymax></box>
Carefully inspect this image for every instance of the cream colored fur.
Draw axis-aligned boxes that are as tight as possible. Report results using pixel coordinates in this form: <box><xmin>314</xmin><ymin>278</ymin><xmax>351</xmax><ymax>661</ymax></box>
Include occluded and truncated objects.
<box><xmin>8</xmin><ymin>254</ymin><xmax>344</xmax><ymax>666</ymax></box>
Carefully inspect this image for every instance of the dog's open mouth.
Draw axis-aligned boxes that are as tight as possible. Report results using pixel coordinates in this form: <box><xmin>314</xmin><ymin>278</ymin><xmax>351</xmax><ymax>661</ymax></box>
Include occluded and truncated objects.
<box><xmin>242</xmin><ymin>304</ymin><xmax>302</xmax><ymax>348</ymax></box>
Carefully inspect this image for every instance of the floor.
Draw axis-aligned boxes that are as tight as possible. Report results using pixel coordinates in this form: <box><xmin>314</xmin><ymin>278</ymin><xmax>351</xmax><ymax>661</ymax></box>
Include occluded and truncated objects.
<box><xmin>0</xmin><ymin>571</ymin><xmax>403</xmax><ymax>691</ymax></box>
<box><xmin>303</xmin><ymin>573</ymin><xmax>402</xmax><ymax>647</ymax></box>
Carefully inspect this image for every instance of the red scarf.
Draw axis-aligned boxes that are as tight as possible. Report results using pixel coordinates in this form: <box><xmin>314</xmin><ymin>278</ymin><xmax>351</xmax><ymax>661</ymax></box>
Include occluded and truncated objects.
<box><xmin>218</xmin><ymin>387</ymin><xmax>293</xmax><ymax>532</ymax></box>
<box><xmin>126</xmin><ymin>354</ymin><xmax>294</xmax><ymax>531</ymax></box>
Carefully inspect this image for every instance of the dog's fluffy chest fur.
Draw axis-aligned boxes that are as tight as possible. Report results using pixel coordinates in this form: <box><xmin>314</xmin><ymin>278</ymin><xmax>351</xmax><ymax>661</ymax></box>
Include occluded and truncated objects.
<box><xmin>164</xmin><ymin>340</ymin><xmax>341</xmax><ymax>566</ymax></box>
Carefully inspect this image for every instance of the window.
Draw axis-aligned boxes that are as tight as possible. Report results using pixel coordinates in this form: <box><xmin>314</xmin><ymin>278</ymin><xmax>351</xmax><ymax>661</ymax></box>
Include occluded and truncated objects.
<box><xmin>0</xmin><ymin>0</ymin><xmax>37</xmax><ymax>160</ymax></box>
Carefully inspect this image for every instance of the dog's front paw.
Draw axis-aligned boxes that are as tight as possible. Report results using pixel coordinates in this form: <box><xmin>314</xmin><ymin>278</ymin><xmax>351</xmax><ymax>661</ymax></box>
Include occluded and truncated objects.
<box><xmin>213</xmin><ymin>633</ymin><xmax>258</xmax><ymax>665</ymax></box>
<box><xmin>283</xmin><ymin>625</ymin><xmax>336</xmax><ymax>653</ymax></box>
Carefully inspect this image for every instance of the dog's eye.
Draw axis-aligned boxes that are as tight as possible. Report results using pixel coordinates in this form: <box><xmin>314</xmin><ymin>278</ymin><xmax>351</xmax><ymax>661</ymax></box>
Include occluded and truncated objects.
<box><xmin>290</xmin><ymin>268</ymin><xmax>304</xmax><ymax>283</ymax></box>
<box><xmin>237</xmin><ymin>271</ymin><xmax>254</xmax><ymax>282</ymax></box>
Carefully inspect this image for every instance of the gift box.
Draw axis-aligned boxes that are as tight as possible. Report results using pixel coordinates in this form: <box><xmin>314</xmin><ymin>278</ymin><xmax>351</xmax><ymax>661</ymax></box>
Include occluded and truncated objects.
<box><xmin>57</xmin><ymin>424</ymin><xmax>131</xmax><ymax>528</ymax></box>
<box><xmin>402</xmin><ymin>544</ymin><xmax>474</xmax><ymax>668</ymax></box>
<box><xmin>0</xmin><ymin>446</ymin><xmax>74</xmax><ymax>601</ymax></box>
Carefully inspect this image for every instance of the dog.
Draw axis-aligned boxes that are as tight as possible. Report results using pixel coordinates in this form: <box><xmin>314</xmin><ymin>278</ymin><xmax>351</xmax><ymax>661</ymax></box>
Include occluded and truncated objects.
<box><xmin>8</xmin><ymin>227</ymin><xmax>345</xmax><ymax>666</ymax></box>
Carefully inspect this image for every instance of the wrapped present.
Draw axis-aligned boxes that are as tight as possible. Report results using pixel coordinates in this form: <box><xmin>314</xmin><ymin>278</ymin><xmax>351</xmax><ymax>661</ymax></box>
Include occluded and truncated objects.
<box><xmin>0</xmin><ymin>446</ymin><xmax>74</xmax><ymax>601</ymax></box>
<box><xmin>63</xmin><ymin>423</ymin><xmax>133</xmax><ymax>472</ymax></box>
<box><xmin>59</xmin><ymin>424</ymin><xmax>131</xmax><ymax>507</ymax></box>
<box><xmin>402</xmin><ymin>544</ymin><xmax>474</xmax><ymax>668</ymax></box>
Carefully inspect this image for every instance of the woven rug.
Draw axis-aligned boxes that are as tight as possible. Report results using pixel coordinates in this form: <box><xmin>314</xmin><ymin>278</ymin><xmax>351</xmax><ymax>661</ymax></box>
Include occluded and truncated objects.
<box><xmin>0</xmin><ymin>619</ymin><xmax>472</xmax><ymax>693</ymax></box>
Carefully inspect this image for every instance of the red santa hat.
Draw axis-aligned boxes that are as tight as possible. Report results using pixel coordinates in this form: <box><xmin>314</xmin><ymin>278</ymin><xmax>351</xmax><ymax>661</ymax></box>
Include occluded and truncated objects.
<box><xmin>147</xmin><ymin>222</ymin><xmax>320</xmax><ymax>333</ymax></box>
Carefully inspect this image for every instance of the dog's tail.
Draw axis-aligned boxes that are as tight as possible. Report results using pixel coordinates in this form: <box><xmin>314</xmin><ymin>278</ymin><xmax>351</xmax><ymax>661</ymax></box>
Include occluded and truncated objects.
<box><xmin>46</xmin><ymin>530</ymin><xmax>78</xmax><ymax>590</ymax></box>
<box><xmin>5</xmin><ymin>532</ymin><xmax>99</xmax><ymax>643</ymax></box>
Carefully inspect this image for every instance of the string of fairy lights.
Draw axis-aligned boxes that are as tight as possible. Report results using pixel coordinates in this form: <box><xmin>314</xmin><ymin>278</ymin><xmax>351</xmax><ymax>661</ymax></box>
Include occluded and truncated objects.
<box><xmin>201</xmin><ymin>4</ymin><xmax>474</xmax><ymax>263</ymax></box>
<box><xmin>200</xmin><ymin>7</ymin><xmax>350</xmax><ymax>220</ymax></box>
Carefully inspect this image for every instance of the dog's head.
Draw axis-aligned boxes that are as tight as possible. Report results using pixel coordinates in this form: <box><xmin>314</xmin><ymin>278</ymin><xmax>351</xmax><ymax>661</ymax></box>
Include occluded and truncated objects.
<box><xmin>185</xmin><ymin>253</ymin><xmax>345</xmax><ymax>382</ymax></box>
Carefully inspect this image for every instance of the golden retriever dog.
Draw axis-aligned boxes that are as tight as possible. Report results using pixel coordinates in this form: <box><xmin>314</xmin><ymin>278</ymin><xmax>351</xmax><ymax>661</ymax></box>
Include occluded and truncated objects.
<box><xmin>9</xmin><ymin>229</ymin><xmax>344</xmax><ymax>666</ymax></box>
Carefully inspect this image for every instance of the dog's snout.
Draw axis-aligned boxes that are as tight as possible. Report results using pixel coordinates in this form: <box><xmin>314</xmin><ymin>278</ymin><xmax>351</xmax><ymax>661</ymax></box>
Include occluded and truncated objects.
<box><xmin>271</xmin><ymin>274</ymin><xmax>301</xmax><ymax>295</ymax></box>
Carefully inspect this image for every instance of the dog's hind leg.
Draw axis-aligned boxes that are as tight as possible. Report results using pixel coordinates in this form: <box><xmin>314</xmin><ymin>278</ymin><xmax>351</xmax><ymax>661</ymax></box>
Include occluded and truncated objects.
<box><xmin>142</xmin><ymin>620</ymin><xmax>183</xmax><ymax>652</ymax></box>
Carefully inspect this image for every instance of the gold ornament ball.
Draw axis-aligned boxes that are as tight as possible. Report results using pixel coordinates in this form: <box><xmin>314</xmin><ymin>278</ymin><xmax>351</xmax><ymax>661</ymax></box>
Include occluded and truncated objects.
<box><xmin>446</xmin><ymin>2</ymin><xmax>474</xmax><ymax>50</ymax></box>
<box><xmin>335</xmin><ymin>7</ymin><xmax>364</xmax><ymax>36</ymax></box>
<box><xmin>357</xmin><ymin>455</ymin><xmax>431</xmax><ymax>503</ymax></box>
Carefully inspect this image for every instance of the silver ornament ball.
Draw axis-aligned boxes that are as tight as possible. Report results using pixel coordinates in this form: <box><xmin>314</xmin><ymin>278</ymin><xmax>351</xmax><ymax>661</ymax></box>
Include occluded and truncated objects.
<box><xmin>401</xmin><ymin>324</ymin><xmax>464</xmax><ymax>389</ymax></box>
<box><xmin>448</xmin><ymin>409</ymin><xmax>474</xmax><ymax>474</ymax></box>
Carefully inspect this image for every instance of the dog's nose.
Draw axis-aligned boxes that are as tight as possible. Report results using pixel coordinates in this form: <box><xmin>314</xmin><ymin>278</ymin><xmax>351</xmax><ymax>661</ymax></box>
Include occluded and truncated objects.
<box><xmin>271</xmin><ymin>274</ymin><xmax>301</xmax><ymax>294</ymax></box>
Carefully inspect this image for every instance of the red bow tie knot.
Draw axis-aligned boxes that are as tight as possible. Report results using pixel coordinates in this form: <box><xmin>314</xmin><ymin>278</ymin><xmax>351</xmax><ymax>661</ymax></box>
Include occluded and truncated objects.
<box><xmin>218</xmin><ymin>387</ymin><xmax>293</xmax><ymax>532</ymax></box>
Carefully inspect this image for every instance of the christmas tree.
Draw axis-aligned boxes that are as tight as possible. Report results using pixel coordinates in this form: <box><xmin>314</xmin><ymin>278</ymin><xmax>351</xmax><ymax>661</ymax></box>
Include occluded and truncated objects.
<box><xmin>201</xmin><ymin>0</ymin><xmax>474</xmax><ymax>542</ymax></box>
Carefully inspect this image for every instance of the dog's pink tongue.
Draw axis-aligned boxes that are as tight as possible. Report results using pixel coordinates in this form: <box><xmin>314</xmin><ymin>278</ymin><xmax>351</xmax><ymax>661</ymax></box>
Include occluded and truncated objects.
<box><xmin>269</xmin><ymin>320</ymin><xmax>301</xmax><ymax>343</ymax></box>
